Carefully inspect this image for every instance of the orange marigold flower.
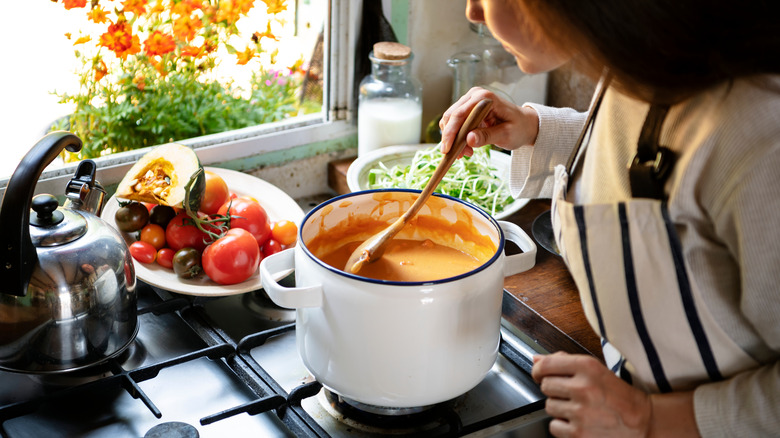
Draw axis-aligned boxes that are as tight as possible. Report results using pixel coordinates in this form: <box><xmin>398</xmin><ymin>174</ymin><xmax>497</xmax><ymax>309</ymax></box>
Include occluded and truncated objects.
<box><xmin>236</xmin><ymin>46</ymin><xmax>255</xmax><ymax>65</ymax></box>
<box><xmin>180</xmin><ymin>45</ymin><xmax>203</xmax><ymax>58</ymax></box>
<box><xmin>100</xmin><ymin>21</ymin><xmax>142</xmax><ymax>59</ymax></box>
<box><xmin>263</xmin><ymin>0</ymin><xmax>286</xmax><ymax>14</ymax></box>
<box><xmin>171</xmin><ymin>0</ymin><xmax>204</xmax><ymax>16</ymax></box>
<box><xmin>236</xmin><ymin>0</ymin><xmax>256</xmax><ymax>15</ymax></box>
<box><xmin>63</xmin><ymin>0</ymin><xmax>88</xmax><ymax>10</ymax></box>
<box><xmin>149</xmin><ymin>0</ymin><xmax>165</xmax><ymax>14</ymax></box>
<box><xmin>252</xmin><ymin>22</ymin><xmax>278</xmax><ymax>42</ymax></box>
<box><xmin>215</xmin><ymin>1</ymin><xmax>243</xmax><ymax>26</ymax></box>
<box><xmin>87</xmin><ymin>6</ymin><xmax>110</xmax><ymax>23</ymax></box>
<box><xmin>172</xmin><ymin>15</ymin><xmax>203</xmax><ymax>42</ymax></box>
<box><xmin>122</xmin><ymin>0</ymin><xmax>148</xmax><ymax>16</ymax></box>
<box><xmin>73</xmin><ymin>35</ymin><xmax>92</xmax><ymax>45</ymax></box>
<box><xmin>202</xmin><ymin>40</ymin><xmax>218</xmax><ymax>54</ymax></box>
<box><xmin>144</xmin><ymin>30</ymin><xmax>176</xmax><ymax>56</ymax></box>
<box><xmin>94</xmin><ymin>58</ymin><xmax>108</xmax><ymax>82</ymax></box>
<box><xmin>149</xmin><ymin>58</ymin><xmax>168</xmax><ymax>77</ymax></box>
<box><xmin>133</xmin><ymin>73</ymin><xmax>146</xmax><ymax>91</ymax></box>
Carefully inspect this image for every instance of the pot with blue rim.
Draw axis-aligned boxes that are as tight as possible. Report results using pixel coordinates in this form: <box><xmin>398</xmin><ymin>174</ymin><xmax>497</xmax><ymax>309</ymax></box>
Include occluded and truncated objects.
<box><xmin>0</xmin><ymin>131</ymin><xmax>137</xmax><ymax>374</ymax></box>
<box><xmin>260</xmin><ymin>189</ymin><xmax>537</xmax><ymax>408</ymax></box>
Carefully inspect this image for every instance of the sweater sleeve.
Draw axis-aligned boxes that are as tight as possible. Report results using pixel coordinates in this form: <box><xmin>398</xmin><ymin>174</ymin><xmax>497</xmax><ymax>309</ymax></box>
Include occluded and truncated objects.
<box><xmin>691</xmin><ymin>136</ymin><xmax>780</xmax><ymax>437</ymax></box>
<box><xmin>509</xmin><ymin>103</ymin><xmax>587</xmax><ymax>199</ymax></box>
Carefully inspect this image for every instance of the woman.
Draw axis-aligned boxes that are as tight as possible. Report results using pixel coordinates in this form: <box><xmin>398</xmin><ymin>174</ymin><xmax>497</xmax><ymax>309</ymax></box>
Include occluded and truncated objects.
<box><xmin>440</xmin><ymin>1</ymin><xmax>780</xmax><ymax>436</ymax></box>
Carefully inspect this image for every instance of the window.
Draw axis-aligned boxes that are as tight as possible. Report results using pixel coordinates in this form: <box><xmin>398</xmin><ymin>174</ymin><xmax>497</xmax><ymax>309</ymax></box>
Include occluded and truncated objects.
<box><xmin>0</xmin><ymin>0</ymin><xmax>356</xmax><ymax>199</ymax></box>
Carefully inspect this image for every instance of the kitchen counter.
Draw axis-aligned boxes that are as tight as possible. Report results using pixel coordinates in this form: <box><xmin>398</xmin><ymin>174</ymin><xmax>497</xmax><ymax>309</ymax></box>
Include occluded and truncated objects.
<box><xmin>328</xmin><ymin>158</ymin><xmax>603</xmax><ymax>362</ymax></box>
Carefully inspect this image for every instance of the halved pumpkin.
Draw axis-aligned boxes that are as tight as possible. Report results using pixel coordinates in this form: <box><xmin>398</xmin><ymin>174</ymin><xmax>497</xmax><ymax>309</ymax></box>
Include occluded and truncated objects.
<box><xmin>116</xmin><ymin>143</ymin><xmax>205</xmax><ymax>212</ymax></box>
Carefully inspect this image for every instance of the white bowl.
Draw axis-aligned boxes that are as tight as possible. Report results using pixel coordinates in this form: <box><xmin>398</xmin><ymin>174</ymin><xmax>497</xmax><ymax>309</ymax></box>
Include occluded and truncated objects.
<box><xmin>346</xmin><ymin>144</ymin><xmax>528</xmax><ymax>220</ymax></box>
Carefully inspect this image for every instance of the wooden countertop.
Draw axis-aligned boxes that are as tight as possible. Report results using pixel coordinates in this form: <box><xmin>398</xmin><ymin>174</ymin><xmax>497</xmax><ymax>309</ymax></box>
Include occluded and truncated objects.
<box><xmin>328</xmin><ymin>158</ymin><xmax>603</xmax><ymax>362</ymax></box>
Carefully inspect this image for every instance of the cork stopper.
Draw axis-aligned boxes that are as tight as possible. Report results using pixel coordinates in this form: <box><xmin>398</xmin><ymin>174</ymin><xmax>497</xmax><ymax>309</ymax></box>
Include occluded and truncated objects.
<box><xmin>372</xmin><ymin>42</ymin><xmax>411</xmax><ymax>60</ymax></box>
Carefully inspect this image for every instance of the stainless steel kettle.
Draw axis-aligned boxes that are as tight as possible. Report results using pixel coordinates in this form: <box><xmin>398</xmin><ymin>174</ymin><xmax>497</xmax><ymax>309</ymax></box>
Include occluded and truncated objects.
<box><xmin>0</xmin><ymin>131</ymin><xmax>137</xmax><ymax>374</ymax></box>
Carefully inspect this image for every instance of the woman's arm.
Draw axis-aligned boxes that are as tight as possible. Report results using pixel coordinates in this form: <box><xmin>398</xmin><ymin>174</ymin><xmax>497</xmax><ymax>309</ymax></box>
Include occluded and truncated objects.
<box><xmin>532</xmin><ymin>352</ymin><xmax>701</xmax><ymax>438</ymax></box>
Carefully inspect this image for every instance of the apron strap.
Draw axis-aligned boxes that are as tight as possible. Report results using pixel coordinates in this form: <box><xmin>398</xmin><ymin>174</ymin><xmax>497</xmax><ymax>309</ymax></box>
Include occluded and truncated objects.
<box><xmin>629</xmin><ymin>104</ymin><xmax>676</xmax><ymax>199</ymax></box>
<box><xmin>565</xmin><ymin>70</ymin><xmax>613</xmax><ymax>173</ymax></box>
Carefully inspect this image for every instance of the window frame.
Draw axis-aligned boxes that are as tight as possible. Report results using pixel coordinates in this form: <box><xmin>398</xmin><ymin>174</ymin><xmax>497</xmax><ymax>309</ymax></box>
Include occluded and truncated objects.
<box><xmin>1</xmin><ymin>0</ymin><xmax>357</xmax><ymax>201</ymax></box>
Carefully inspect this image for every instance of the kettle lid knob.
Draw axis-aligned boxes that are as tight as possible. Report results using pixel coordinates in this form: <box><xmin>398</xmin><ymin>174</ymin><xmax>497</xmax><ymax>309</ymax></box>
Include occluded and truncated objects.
<box><xmin>30</xmin><ymin>195</ymin><xmax>64</xmax><ymax>227</ymax></box>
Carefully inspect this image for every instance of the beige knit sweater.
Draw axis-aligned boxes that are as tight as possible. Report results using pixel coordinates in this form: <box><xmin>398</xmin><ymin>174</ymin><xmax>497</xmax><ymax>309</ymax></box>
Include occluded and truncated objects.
<box><xmin>509</xmin><ymin>75</ymin><xmax>780</xmax><ymax>437</ymax></box>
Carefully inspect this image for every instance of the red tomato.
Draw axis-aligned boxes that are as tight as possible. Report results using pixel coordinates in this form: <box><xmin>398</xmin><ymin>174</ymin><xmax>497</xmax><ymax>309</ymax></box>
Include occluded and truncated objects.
<box><xmin>140</xmin><ymin>223</ymin><xmax>166</xmax><ymax>250</ymax></box>
<box><xmin>202</xmin><ymin>228</ymin><xmax>261</xmax><ymax>285</ymax></box>
<box><xmin>166</xmin><ymin>212</ymin><xmax>209</xmax><ymax>252</ymax></box>
<box><xmin>157</xmin><ymin>247</ymin><xmax>175</xmax><ymax>269</ymax></box>
<box><xmin>129</xmin><ymin>241</ymin><xmax>157</xmax><ymax>264</ymax></box>
<box><xmin>271</xmin><ymin>220</ymin><xmax>297</xmax><ymax>246</ymax></box>
<box><xmin>142</xmin><ymin>202</ymin><xmax>155</xmax><ymax>213</ymax></box>
<box><xmin>218</xmin><ymin>197</ymin><xmax>271</xmax><ymax>248</ymax></box>
<box><xmin>261</xmin><ymin>239</ymin><xmax>283</xmax><ymax>257</ymax></box>
<box><xmin>200</xmin><ymin>171</ymin><xmax>230</xmax><ymax>215</ymax></box>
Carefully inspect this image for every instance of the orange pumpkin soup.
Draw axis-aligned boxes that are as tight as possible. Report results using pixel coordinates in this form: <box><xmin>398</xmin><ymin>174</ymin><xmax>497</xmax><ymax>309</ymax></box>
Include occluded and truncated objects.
<box><xmin>317</xmin><ymin>239</ymin><xmax>483</xmax><ymax>282</ymax></box>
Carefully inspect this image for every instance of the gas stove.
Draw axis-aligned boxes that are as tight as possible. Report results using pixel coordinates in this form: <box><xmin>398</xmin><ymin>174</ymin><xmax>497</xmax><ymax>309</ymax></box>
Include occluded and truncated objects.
<box><xmin>0</xmin><ymin>280</ymin><xmax>550</xmax><ymax>437</ymax></box>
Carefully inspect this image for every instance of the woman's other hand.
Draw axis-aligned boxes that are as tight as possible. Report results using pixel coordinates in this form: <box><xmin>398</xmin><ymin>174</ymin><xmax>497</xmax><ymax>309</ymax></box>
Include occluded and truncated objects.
<box><xmin>439</xmin><ymin>87</ymin><xmax>539</xmax><ymax>157</ymax></box>
<box><xmin>532</xmin><ymin>351</ymin><xmax>653</xmax><ymax>438</ymax></box>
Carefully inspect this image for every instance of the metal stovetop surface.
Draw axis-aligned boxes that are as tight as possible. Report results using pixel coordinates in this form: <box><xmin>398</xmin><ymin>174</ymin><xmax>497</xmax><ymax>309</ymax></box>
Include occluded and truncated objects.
<box><xmin>0</xmin><ymin>278</ymin><xmax>550</xmax><ymax>438</ymax></box>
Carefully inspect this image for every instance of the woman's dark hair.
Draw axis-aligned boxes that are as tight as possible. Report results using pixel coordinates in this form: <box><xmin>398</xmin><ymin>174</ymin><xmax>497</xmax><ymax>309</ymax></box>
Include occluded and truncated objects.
<box><xmin>523</xmin><ymin>0</ymin><xmax>780</xmax><ymax>103</ymax></box>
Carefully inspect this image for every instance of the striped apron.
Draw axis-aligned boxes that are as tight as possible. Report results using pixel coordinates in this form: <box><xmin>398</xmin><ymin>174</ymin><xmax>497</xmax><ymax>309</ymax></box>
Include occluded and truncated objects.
<box><xmin>550</xmin><ymin>76</ymin><xmax>758</xmax><ymax>393</ymax></box>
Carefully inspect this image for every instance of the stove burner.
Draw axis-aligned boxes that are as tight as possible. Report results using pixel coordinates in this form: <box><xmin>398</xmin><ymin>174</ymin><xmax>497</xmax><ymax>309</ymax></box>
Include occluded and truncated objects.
<box><xmin>318</xmin><ymin>389</ymin><xmax>459</xmax><ymax>434</ymax></box>
<box><xmin>242</xmin><ymin>289</ymin><xmax>296</xmax><ymax>323</ymax></box>
<box><xmin>144</xmin><ymin>421</ymin><xmax>199</xmax><ymax>438</ymax></box>
<box><xmin>28</xmin><ymin>339</ymin><xmax>147</xmax><ymax>388</ymax></box>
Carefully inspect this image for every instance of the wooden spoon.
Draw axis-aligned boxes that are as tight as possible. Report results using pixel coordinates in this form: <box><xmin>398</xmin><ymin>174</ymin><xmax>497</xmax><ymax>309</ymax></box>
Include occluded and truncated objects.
<box><xmin>345</xmin><ymin>98</ymin><xmax>494</xmax><ymax>275</ymax></box>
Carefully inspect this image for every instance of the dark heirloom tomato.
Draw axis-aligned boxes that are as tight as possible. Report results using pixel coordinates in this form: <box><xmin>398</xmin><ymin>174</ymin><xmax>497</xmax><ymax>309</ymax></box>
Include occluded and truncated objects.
<box><xmin>166</xmin><ymin>212</ymin><xmax>209</xmax><ymax>252</ymax></box>
<box><xmin>149</xmin><ymin>204</ymin><xmax>177</xmax><ymax>229</ymax></box>
<box><xmin>202</xmin><ymin>228</ymin><xmax>261</xmax><ymax>285</ymax></box>
<box><xmin>218</xmin><ymin>197</ymin><xmax>271</xmax><ymax>248</ymax></box>
<box><xmin>115</xmin><ymin>201</ymin><xmax>150</xmax><ymax>233</ymax></box>
<box><xmin>173</xmin><ymin>248</ymin><xmax>202</xmax><ymax>279</ymax></box>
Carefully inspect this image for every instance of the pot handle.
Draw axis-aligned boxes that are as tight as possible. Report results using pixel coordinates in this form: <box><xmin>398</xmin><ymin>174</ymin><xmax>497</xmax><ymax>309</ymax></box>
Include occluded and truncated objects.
<box><xmin>259</xmin><ymin>248</ymin><xmax>323</xmax><ymax>309</ymax></box>
<box><xmin>499</xmin><ymin>221</ymin><xmax>537</xmax><ymax>277</ymax></box>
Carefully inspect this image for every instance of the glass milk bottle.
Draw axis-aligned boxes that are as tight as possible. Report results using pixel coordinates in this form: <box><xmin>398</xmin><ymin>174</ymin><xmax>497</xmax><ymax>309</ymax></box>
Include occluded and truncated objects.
<box><xmin>358</xmin><ymin>42</ymin><xmax>423</xmax><ymax>156</ymax></box>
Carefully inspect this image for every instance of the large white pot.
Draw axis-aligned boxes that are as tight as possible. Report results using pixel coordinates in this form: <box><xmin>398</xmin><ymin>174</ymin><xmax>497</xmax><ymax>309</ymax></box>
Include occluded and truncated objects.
<box><xmin>259</xmin><ymin>190</ymin><xmax>537</xmax><ymax>408</ymax></box>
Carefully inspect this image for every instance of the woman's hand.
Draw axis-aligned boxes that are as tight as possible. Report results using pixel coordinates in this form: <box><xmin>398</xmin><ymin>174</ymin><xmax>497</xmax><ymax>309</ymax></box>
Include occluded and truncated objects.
<box><xmin>439</xmin><ymin>87</ymin><xmax>539</xmax><ymax>156</ymax></box>
<box><xmin>532</xmin><ymin>352</ymin><xmax>653</xmax><ymax>438</ymax></box>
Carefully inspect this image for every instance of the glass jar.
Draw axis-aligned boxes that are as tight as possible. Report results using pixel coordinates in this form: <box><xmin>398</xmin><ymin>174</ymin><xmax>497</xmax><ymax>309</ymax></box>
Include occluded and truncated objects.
<box><xmin>357</xmin><ymin>42</ymin><xmax>423</xmax><ymax>156</ymax></box>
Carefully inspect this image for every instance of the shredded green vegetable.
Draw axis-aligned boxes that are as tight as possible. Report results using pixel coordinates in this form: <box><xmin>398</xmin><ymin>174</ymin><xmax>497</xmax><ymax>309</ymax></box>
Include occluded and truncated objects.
<box><xmin>366</xmin><ymin>146</ymin><xmax>514</xmax><ymax>216</ymax></box>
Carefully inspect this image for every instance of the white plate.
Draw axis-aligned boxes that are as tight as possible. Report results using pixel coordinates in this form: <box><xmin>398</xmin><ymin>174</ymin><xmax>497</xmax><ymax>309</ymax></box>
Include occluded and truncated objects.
<box><xmin>346</xmin><ymin>144</ymin><xmax>528</xmax><ymax>220</ymax></box>
<box><xmin>102</xmin><ymin>167</ymin><xmax>305</xmax><ymax>296</ymax></box>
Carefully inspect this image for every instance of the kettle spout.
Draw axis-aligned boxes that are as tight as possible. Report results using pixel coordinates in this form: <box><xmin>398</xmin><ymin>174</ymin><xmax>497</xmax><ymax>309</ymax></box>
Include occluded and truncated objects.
<box><xmin>64</xmin><ymin>160</ymin><xmax>107</xmax><ymax>216</ymax></box>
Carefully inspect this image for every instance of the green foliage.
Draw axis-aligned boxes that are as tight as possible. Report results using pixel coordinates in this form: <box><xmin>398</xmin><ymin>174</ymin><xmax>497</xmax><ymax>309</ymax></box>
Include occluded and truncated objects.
<box><xmin>53</xmin><ymin>59</ymin><xmax>312</xmax><ymax>162</ymax></box>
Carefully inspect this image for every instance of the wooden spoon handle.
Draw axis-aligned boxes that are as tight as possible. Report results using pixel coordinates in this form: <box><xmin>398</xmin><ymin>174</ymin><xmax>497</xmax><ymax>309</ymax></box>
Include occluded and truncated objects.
<box><xmin>401</xmin><ymin>98</ymin><xmax>494</xmax><ymax>221</ymax></box>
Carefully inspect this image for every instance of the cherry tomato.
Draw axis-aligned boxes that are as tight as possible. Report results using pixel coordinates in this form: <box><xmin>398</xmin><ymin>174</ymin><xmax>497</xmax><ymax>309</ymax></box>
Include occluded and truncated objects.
<box><xmin>218</xmin><ymin>197</ymin><xmax>271</xmax><ymax>248</ymax></box>
<box><xmin>140</xmin><ymin>223</ymin><xmax>166</xmax><ymax>250</ymax></box>
<box><xmin>129</xmin><ymin>241</ymin><xmax>156</xmax><ymax>264</ymax></box>
<box><xmin>200</xmin><ymin>171</ymin><xmax>230</xmax><ymax>215</ymax></box>
<box><xmin>157</xmin><ymin>247</ymin><xmax>175</xmax><ymax>269</ymax></box>
<box><xmin>202</xmin><ymin>228</ymin><xmax>261</xmax><ymax>285</ymax></box>
<box><xmin>261</xmin><ymin>239</ymin><xmax>283</xmax><ymax>257</ymax></box>
<box><xmin>271</xmin><ymin>220</ymin><xmax>298</xmax><ymax>246</ymax></box>
<box><xmin>142</xmin><ymin>202</ymin><xmax>155</xmax><ymax>213</ymax></box>
<box><xmin>115</xmin><ymin>202</ymin><xmax>149</xmax><ymax>233</ymax></box>
<box><xmin>166</xmin><ymin>212</ymin><xmax>209</xmax><ymax>252</ymax></box>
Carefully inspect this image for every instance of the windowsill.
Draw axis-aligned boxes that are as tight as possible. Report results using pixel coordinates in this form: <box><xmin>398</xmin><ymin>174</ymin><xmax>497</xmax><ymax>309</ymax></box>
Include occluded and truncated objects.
<box><xmin>1</xmin><ymin>116</ymin><xmax>357</xmax><ymax>201</ymax></box>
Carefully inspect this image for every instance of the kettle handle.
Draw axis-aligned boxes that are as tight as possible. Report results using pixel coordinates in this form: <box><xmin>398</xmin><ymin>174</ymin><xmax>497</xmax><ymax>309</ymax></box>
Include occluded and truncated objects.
<box><xmin>0</xmin><ymin>131</ymin><xmax>83</xmax><ymax>296</ymax></box>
